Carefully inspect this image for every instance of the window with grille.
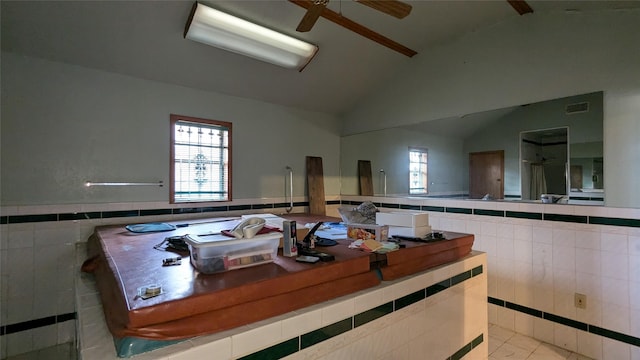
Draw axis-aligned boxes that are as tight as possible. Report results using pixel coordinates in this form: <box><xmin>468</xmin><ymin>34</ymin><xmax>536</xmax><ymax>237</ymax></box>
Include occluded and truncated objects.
<box><xmin>170</xmin><ymin>115</ymin><xmax>231</xmax><ymax>203</ymax></box>
<box><xmin>409</xmin><ymin>147</ymin><xmax>428</xmax><ymax>195</ymax></box>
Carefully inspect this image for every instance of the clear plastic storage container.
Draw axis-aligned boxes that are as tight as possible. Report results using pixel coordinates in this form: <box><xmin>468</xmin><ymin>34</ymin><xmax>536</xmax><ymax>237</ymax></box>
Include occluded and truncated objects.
<box><xmin>184</xmin><ymin>233</ymin><xmax>281</xmax><ymax>274</ymax></box>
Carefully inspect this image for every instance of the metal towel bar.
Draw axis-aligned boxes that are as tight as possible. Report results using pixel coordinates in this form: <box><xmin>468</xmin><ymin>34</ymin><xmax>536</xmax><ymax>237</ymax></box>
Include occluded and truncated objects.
<box><xmin>285</xmin><ymin>166</ymin><xmax>293</xmax><ymax>213</ymax></box>
<box><xmin>85</xmin><ymin>181</ymin><xmax>163</xmax><ymax>187</ymax></box>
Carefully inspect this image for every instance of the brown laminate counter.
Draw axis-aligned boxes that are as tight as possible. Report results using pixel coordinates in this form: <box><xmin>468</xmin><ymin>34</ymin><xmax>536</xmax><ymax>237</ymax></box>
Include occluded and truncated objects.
<box><xmin>282</xmin><ymin>214</ymin><xmax>474</xmax><ymax>280</ymax></box>
<box><xmin>83</xmin><ymin>213</ymin><xmax>474</xmax><ymax>341</ymax></box>
<box><xmin>83</xmin><ymin>216</ymin><xmax>379</xmax><ymax>340</ymax></box>
<box><xmin>376</xmin><ymin>231</ymin><xmax>475</xmax><ymax>280</ymax></box>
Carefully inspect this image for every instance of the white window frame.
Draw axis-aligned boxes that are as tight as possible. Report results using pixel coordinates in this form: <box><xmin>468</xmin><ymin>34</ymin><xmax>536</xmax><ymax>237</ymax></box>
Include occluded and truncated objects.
<box><xmin>409</xmin><ymin>146</ymin><xmax>428</xmax><ymax>195</ymax></box>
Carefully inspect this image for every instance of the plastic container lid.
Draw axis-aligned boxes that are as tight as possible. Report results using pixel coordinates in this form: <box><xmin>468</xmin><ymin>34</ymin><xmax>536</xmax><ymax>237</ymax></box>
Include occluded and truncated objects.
<box><xmin>184</xmin><ymin>233</ymin><xmax>280</xmax><ymax>247</ymax></box>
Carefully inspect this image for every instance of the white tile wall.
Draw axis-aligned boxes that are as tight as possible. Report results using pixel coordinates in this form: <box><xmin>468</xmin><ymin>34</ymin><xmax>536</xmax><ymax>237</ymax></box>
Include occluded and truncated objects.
<box><xmin>74</xmin><ymin>243</ymin><xmax>486</xmax><ymax>360</ymax></box>
<box><xmin>412</xmin><ymin>200</ymin><xmax>639</xmax><ymax>360</ymax></box>
<box><xmin>4</xmin><ymin>196</ymin><xmax>640</xmax><ymax>358</ymax></box>
<box><xmin>339</xmin><ymin>195</ymin><xmax>640</xmax><ymax>359</ymax></box>
<box><xmin>0</xmin><ymin>217</ymin><xmax>85</xmax><ymax>357</ymax></box>
<box><xmin>0</xmin><ymin>198</ymin><xmax>309</xmax><ymax>357</ymax></box>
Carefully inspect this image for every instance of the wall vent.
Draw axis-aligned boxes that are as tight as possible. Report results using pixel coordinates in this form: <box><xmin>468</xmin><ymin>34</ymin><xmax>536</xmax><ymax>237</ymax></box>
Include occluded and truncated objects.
<box><xmin>566</xmin><ymin>101</ymin><xmax>589</xmax><ymax>114</ymax></box>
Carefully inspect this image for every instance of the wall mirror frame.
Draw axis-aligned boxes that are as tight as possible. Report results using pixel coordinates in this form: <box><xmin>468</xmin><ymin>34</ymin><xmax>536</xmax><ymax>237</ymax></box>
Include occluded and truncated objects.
<box><xmin>340</xmin><ymin>91</ymin><xmax>604</xmax><ymax>206</ymax></box>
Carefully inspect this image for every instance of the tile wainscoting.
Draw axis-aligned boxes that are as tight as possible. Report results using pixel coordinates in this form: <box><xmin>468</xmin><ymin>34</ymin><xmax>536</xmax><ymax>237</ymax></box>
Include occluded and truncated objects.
<box><xmin>1</xmin><ymin>195</ymin><xmax>639</xmax><ymax>359</ymax></box>
<box><xmin>75</xmin><ymin>247</ymin><xmax>487</xmax><ymax>359</ymax></box>
<box><xmin>343</xmin><ymin>195</ymin><xmax>640</xmax><ymax>360</ymax></box>
<box><xmin>0</xmin><ymin>197</ymin><xmax>323</xmax><ymax>359</ymax></box>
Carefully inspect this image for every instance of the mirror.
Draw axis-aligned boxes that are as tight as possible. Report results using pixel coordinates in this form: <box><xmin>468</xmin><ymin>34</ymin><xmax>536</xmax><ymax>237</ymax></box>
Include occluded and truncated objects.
<box><xmin>520</xmin><ymin>127</ymin><xmax>569</xmax><ymax>202</ymax></box>
<box><xmin>569</xmin><ymin>140</ymin><xmax>604</xmax><ymax>204</ymax></box>
<box><xmin>340</xmin><ymin>91</ymin><xmax>604</xmax><ymax>205</ymax></box>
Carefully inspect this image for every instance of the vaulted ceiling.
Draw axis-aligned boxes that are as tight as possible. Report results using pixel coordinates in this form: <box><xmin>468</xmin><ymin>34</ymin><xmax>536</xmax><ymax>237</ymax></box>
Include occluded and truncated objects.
<box><xmin>2</xmin><ymin>1</ymin><xmax>639</xmax><ymax>116</ymax></box>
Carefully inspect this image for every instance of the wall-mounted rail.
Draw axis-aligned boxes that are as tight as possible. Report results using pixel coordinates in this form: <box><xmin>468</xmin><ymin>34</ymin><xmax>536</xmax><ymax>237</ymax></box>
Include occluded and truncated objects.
<box><xmin>85</xmin><ymin>181</ymin><xmax>164</xmax><ymax>187</ymax></box>
<box><xmin>285</xmin><ymin>166</ymin><xmax>293</xmax><ymax>213</ymax></box>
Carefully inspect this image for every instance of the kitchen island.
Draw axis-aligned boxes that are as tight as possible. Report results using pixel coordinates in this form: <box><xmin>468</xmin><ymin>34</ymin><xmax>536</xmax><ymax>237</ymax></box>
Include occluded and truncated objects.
<box><xmin>76</xmin><ymin>214</ymin><xmax>487</xmax><ymax>359</ymax></box>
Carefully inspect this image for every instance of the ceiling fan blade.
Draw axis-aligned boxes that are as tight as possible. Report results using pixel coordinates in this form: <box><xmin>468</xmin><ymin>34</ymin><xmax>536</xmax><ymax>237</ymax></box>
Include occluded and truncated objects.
<box><xmin>507</xmin><ymin>0</ymin><xmax>533</xmax><ymax>15</ymax></box>
<box><xmin>354</xmin><ymin>0</ymin><xmax>412</xmax><ymax>19</ymax></box>
<box><xmin>296</xmin><ymin>0</ymin><xmax>328</xmax><ymax>32</ymax></box>
<box><xmin>289</xmin><ymin>0</ymin><xmax>417</xmax><ymax>57</ymax></box>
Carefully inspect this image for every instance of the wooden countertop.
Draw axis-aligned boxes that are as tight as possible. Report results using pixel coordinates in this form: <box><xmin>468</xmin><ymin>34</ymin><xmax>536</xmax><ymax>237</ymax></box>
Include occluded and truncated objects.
<box><xmin>84</xmin><ymin>215</ymin><xmax>380</xmax><ymax>340</ymax></box>
<box><xmin>282</xmin><ymin>214</ymin><xmax>475</xmax><ymax>280</ymax></box>
<box><xmin>83</xmin><ymin>213</ymin><xmax>473</xmax><ymax>339</ymax></box>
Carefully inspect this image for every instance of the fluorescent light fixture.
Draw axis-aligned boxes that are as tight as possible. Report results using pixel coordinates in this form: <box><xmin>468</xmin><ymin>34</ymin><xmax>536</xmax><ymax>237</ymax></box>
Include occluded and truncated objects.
<box><xmin>184</xmin><ymin>2</ymin><xmax>319</xmax><ymax>71</ymax></box>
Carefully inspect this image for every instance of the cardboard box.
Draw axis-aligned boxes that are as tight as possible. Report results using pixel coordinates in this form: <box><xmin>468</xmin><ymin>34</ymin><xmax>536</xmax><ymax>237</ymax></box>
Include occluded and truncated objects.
<box><xmin>389</xmin><ymin>225</ymin><xmax>432</xmax><ymax>238</ymax></box>
<box><xmin>376</xmin><ymin>212</ymin><xmax>430</xmax><ymax>228</ymax></box>
<box><xmin>347</xmin><ymin>224</ymin><xmax>389</xmax><ymax>241</ymax></box>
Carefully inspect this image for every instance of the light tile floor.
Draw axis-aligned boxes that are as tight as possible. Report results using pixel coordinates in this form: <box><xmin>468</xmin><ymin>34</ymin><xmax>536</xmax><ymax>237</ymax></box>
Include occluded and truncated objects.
<box><xmin>489</xmin><ymin>324</ymin><xmax>593</xmax><ymax>360</ymax></box>
<box><xmin>5</xmin><ymin>325</ymin><xmax>593</xmax><ymax>360</ymax></box>
<box><xmin>4</xmin><ymin>342</ymin><xmax>76</xmax><ymax>360</ymax></box>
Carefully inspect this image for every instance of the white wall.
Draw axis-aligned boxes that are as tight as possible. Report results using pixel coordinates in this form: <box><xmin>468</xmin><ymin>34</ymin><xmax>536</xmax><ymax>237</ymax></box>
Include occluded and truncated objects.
<box><xmin>341</xmin><ymin>9</ymin><xmax>640</xmax><ymax>208</ymax></box>
<box><xmin>342</xmin><ymin>9</ymin><xmax>640</xmax><ymax>134</ymax></box>
<box><xmin>603</xmin><ymin>90</ymin><xmax>640</xmax><ymax>208</ymax></box>
<box><xmin>0</xmin><ymin>52</ymin><xmax>345</xmax><ymax>358</ymax></box>
<box><xmin>1</xmin><ymin>53</ymin><xmax>343</xmax><ymax>206</ymax></box>
<box><xmin>340</xmin><ymin>127</ymin><xmax>466</xmax><ymax>196</ymax></box>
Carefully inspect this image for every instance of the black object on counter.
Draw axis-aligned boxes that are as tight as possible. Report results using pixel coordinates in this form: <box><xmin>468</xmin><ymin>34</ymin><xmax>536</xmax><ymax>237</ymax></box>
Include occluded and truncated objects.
<box><xmin>391</xmin><ymin>231</ymin><xmax>446</xmax><ymax>243</ymax></box>
<box><xmin>297</xmin><ymin>247</ymin><xmax>335</xmax><ymax>262</ymax></box>
<box><xmin>297</xmin><ymin>221</ymin><xmax>335</xmax><ymax>261</ymax></box>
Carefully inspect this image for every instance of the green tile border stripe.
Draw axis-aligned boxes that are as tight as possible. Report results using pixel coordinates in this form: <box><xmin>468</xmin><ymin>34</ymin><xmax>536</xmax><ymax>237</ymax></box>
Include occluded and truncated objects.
<box><xmin>4</xmin><ymin>199</ymin><xmax>638</xmax><ymax>229</ymax></box>
<box><xmin>7</xmin><ymin>214</ymin><xmax>58</xmax><ymax>223</ymax></box>
<box><xmin>451</xmin><ymin>270</ymin><xmax>472</xmax><ymax>286</ymax></box>
<box><xmin>1</xmin><ymin>201</ymin><xmax>312</xmax><ymax>224</ymax></box>
<box><xmin>0</xmin><ymin>312</ymin><xmax>76</xmax><ymax>336</ymax></box>
<box><xmin>380</xmin><ymin>202</ymin><xmax>401</xmax><ymax>209</ymax></box>
<box><xmin>300</xmin><ymin>318</ymin><xmax>353</xmax><ymax>350</ymax></box>
<box><xmin>543</xmin><ymin>213</ymin><xmax>588</xmax><ymax>224</ymax></box>
<box><xmin>474</xmin><ymin>209</ymin><xmax>505</xmax><ymax>217</ymax></box>
<box><xmin>378</xmin><ymin>201</ymin><xmax>639</xmax><ymax>228</ymax></box>
<box><xmin>395</xmin><ymin>289</ymin><xmax>426</xmax><ymax>310</ymax></box>
<box><xmin>505</xmin><ymin>301</ymin><xmax>542</xmax><ymax>318</ymax></box>
<box><xmin>422</xmin><ymin>205</ymin><xmax>445</xmax><ymax>212</ymax></box>
<box><xmin>489</xmin><ymin>296</ymin><xmax>640</xmax><ymax>347</ymax></box>
<box><xmin>505</xmin><ymin>211</ymin><xmax>543</xmax><ymax>220</ymax></box>
<box><xmin>427</xmin><ymin>279</ymin><xmax>451</xmax><ymax>297</ymax></box>
<box><xmin>544</xmin><ymin>313</ymin><xmax>588</xmax><ymax>331</ymax></box>
<box><xmin>354</xmin><ymin>302</ymin><xmax>394</xmax><ymax>328</ymax></box>
<box><xmin>448</xmin><ymin>334</ymin><xmax>484</xmax><ymax>360</ymax></box>
<box><xmin>239</xmin><ymin>266</ymin><xmax>484</xmax><ymax>359</ymax></box>
<box><xmin>446</xmin><ymin>207</ymin><xmax>473</xmax><ymax>214</ymax></box>
<box><xmin>237</xmin><ymin>337</ymin><xmax>299</xmax><ymax>360</ymax></box>
<box><xmin>589</xmin><ymin>216</ymin><xmax>640</xmax><ymax>228</ymax></box>
<box><xmin>471</xmin><ymin>265</ymin><xmax>483</xmax><ymax>277</ymax></box>
<box><xmin>590</xmin><ymin>326</ymin><xmax>640</xmax><ymax>347</ymax></box>
<box><xmin>400</xmin><ymin>204</ymin><xmax>421</xmax><ymax>210</ymax></box>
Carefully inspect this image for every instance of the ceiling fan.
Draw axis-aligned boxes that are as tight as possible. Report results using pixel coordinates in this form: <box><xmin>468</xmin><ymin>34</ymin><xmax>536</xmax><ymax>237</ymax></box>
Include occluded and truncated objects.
<box><xmin>288</xmin><ymin>0</ymin><xmax>533</xmax><ymax>58</ymax></box>
<box><xmin>289</xmin><ymin>0</ymin><xmax>417</xmax><ymax>57</ymax></box>
<box><xmin>295</xmin><ymin>0</ymin><xmax>412</xmax><ymax>32</ymax></box>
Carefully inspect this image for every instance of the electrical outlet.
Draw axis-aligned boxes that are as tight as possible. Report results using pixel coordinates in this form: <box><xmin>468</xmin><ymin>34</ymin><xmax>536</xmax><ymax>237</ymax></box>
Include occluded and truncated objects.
<box><xmin>575</xmin><ymin>293</ymin><xmax>587</xmax><ymax>309</ymax></box>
